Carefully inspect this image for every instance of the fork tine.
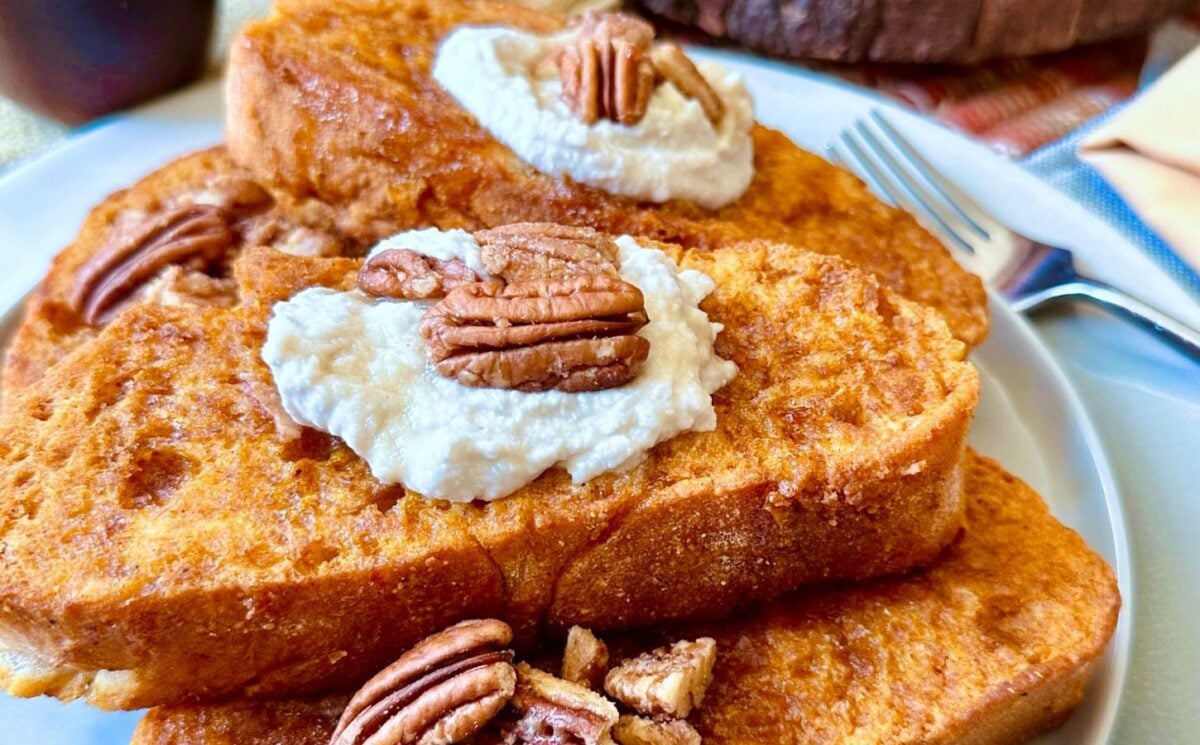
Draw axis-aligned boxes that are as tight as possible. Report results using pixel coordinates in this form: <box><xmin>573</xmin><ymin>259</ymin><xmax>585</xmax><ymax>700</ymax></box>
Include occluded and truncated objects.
<box><xmin>837</xmin><ymin>132</ymin><xmax>909</xmax><ymax>209</ymax></box>
<box><xmin>839</xmin><ymin>126</ymin><xmax>980</xmax><ymax>263</ymax></box>
<box><xmin>852</xmin><ymin>120</ymin><xmax>985</xmax><ymax>254</ymax></box>
<box><xmin>869</xmin><ymin>111</ymin><xmax>1002</xmax><ymax>238</ymax></box>
<box><xmin>825</xmin><ymin>143</ymin><xmax>894</xmax><ymax>206</ymax></box>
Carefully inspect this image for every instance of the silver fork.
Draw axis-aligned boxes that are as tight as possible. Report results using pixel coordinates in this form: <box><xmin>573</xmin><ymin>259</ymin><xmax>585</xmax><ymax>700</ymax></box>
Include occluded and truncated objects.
<box><xmin>828</xmin><ymin>110</ymin><xmax>1200</xmax><ymax>360</ymax></box>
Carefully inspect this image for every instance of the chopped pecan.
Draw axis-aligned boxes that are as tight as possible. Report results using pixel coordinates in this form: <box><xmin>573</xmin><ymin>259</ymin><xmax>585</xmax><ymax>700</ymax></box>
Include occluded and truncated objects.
<box><xmin>561</xmin><ymin>626</ymin><xmax>609</xmax><ymax>691</ymax></box>
<box><xmin>70</xmin><ymin>204</ymin><xmax>235</xmax><ymax>325</ymax></box>
<box><xmin>141</xmin><ymin>266</ymin><xmax>238</xmax><ymax>310</ymax></box>
<box><xmin>358</xmin><ymin>248</ymin><xmax>481</xmax><ymax>300</ymax></box>
<box><xmin>559</xmin><ymin>12</ymin><xmax>657</xmax><ymax>125</ymax></box>
<box><xmin>189</xmin><ymin>173</ymin><xmax>273</xmax><ymax>213</ymax></box>
<box><xmin>275</xmin><ymin>226</ymin><xmax>346</xmax><ymax>258</ymax></box>
<box><xmin>612</xmin><ymin>715</ymin><xmax>701</xmax><ymax>745</ymax></box>
<box><xmin>475</xmin><ymin>223</ymin><xmax>620</xmax><ymax>283</ymax></box>
<box><xmin>649</xmin><ymin>43</ymin><xmax>725</xmax><ymax>125</ymax></box>
<box><xmin>331</xmin><ymin>619</ymin><xmax>516</xmax><ymax>745</ymax></box>
<box><xmin>604</xmin><ymin>638</ymin><xmax>716</xmax><ymax>720</ymax></box>
<box><xmin>238</xmin><ymin>372</ymin><xmax>304</xmax><ymax>443</ymax></box>
<box><xmin>494</xmin><ymin>662</ymin><xmax>620</xmax><ymax>745</ymax></box>
<box><xmin>420</xmin><ymin>275</ymin><xmax>650</xmax><ymax>392</ymax></box>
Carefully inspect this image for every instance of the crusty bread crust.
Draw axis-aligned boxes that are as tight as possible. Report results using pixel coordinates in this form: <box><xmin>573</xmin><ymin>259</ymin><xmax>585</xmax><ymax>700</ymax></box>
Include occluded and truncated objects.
<box><xmin>128</xmin><ymin>453</ymin><xmax>1121</xmax><ymax>745</ymax></box>
<box><xmin>0</xmin><ymin>235</ymin><xmax>975</xmax><ymax>710</ymax></box>
<box><xmin>637</xmin><ymin>0</ymin><xmax>1191</xmax><ymax>63</ymax></box>
<box><xmin>225</xmin><ymin>0</ymin><xmax>988</xmax><ymax>347</ymax></box>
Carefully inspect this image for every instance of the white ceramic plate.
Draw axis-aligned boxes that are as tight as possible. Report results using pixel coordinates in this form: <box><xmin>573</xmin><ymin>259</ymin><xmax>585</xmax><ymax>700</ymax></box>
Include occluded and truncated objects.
<box><xmin>0</xmin><ymin>60</ymin><xmax>1135</xmax><ymax>743</ymax></box>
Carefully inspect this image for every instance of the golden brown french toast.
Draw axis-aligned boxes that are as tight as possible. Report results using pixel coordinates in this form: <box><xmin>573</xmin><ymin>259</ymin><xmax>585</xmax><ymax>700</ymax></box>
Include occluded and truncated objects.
<box><xmin>0</xmin><ymin>146</ymin><xmax>354</xmax><ymax>399</ymax></box>
<box><xmin>225</xmin><ymin>0</ymin><xmax>989</xmax><ymax>347</ymax></box>
<box><xmin>129</xmin><ymin>453</ymin><xmax>1121</xmax><ymax>745</ymax></box>
<box><xmin>0</xmin><ymin>232</ymin><xmax>976</xmax><ymax>710</ymax></box>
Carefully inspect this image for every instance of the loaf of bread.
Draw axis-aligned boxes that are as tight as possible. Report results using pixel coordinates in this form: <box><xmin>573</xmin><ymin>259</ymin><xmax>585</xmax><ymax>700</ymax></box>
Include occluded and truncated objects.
<box><xmin>637</xmin><ymin>0</ymin><xmax>1194</xmax><ymax>62</ymax></box>
<box><xmin>0</xmin><ymin>222</ymin><xmax>976</xmax><ymax>710</ymax></box>
<box><xmin>225</xmin><ymin>0</ymin><xmax>988</xmax><ymax>346</ymax></box>
<box><xmin>129</xmin><ymin>453</ymin><xmax>1121</xmax><ymax>744</ymax></box>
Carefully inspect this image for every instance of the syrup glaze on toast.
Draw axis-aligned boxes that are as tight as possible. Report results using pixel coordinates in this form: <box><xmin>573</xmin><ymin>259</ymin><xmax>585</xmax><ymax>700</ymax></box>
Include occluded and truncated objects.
<box><xmin>0</xmin><ymin>236</ymin><xmax>976</xmax><ymax>710</ymax></box>
<box><xmin>129</xmin><ymin>453</ymin><xmax>1121</xmax><ymax>745</ymax></box>
<box><xmin>226</xmin><ymin>0</ymin><xmax>988</xmax><ymax>346</ymax></box>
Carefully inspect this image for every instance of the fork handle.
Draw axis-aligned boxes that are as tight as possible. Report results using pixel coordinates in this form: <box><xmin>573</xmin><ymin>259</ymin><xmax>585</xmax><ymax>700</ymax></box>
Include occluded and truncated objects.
<box><xmin>1012</xmin><ymin>277</ymin><xmax>1200</xmax><ymax>361</ymax></box>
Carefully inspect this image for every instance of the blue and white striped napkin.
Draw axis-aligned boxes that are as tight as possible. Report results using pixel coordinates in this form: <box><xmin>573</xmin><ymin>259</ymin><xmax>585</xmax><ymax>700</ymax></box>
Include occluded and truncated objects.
<box><xmin>1023</xmin><ymin>101</ymin><xmax>1200</xmax><ymax>299</ymax></box>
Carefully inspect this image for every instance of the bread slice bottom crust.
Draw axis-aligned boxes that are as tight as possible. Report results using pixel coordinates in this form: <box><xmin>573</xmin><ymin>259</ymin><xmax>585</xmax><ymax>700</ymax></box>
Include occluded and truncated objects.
<box><xmin>127</xmin><ymin>452</ymin><xmax>1120</xmax><ymax>745</ymax></box>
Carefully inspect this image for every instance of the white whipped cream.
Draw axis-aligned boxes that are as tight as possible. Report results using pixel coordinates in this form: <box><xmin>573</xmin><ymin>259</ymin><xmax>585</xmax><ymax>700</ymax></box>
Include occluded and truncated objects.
<box><xmin>432</xmin><ymin>26</ymin><xmax>755</xmax><ymax>209</ymax></box>
<box><xmin>263</xmin><ymin>230</ymin><xmax>737</xmax><ymax>502</ymax></box>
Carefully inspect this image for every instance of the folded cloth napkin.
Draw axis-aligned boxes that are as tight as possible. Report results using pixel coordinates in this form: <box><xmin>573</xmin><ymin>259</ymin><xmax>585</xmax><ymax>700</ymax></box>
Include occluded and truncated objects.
<box><xmin>1079</xmin><ymin>48</ymin><xmax>1200</xmax><ymax>275</ymax></box>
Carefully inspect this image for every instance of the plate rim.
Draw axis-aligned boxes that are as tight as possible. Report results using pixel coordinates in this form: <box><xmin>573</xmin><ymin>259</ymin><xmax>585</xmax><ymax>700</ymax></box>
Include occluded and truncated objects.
<box><xmin>0</xmin><ymin>64</ymin><xmax>1131</xmax><ymax>743</ymax></box>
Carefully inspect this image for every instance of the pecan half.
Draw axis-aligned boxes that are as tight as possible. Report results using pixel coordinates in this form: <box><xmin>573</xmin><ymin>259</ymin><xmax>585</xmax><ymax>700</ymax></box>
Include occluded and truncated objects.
<box><xmin>420</xmin><ymin>275</ymin><xmax>650</xmax><ymax>392</ymax></box>
<box><xmin>358</xmin><ymin>249</ymin><xmax>481</xmax><ymax>300</ymax></box>
<box><xmin>70</xmin><ymin>204</ymin><xmax>235</xmax><ymax>325</ymax></box>
<box><xmin>555</xmin><ymin>12</ymin><xmax>725</xmax><ymax>127</ymax></box>
<box><xmin>475</xmin><ymin>223</ymin><xmax>619</xmax><ymax>283</ymax></box>
<box><xmin>491</xmin><ymin>663</ymin><xmax>620</xmax><ymax>745</ymax></box>
<box><xmin>559</xmin><ymin>12</ymin><xmax>657</xmax><ymax>125</ymax></box>
<box><xmin>330</xmin><ymin>619</ymin><xmax>517</xmax><ymax>745</ymax></box>
<box><xmin>561</xmin><ymin>626</ymin><xmax>609</xmax><ymax>691</ymax></box>
<box><xmin>604</xmin><ymin>638</ymin><xmax>716</xmax><ymax>720</ymax></box>
<box><xmin>649</xmin><ymin>43</ymin><xmax>725</xmax><ymax>125</ymax></box>
<box><xmin>613</xmin><ymin>715</ymin><xmax>701</xmax><ymax>745</ymax></box>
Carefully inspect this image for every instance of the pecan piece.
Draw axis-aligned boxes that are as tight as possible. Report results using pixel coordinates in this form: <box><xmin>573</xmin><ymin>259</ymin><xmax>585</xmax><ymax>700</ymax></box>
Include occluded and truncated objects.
<box><xmin>475</xmin><ymin>223</ymin><xmax>619</xmax><ymax>283</ymax></box>
<box><xmin>649</xmin><ymin>43</ymin><xmax>725</xmax><ymax>125</ymax></box>
<box><xmin>70</xmin><ymin>204</ymin><xmax>234</xmax><ymax>325</ymax></box>
<box><xmin>604</xmin><ymin>638</ymin><xmax>716</xmax><ymax>720</ymax></box>
<box><xmin>141</xmin><ymin>266</ymin><xmax>238</xmax><ymax>310</ymax></box>
<box><xmin>491</xmin><ymin>662</ymin><xmax>620</xmax><ymax>745</ymax></box>
<box><xmin>189</xmin><ymin>173</ymin><xmax>274</xmax><ymax>212</ymax></box>
<box><xmin>330</xmin><ymin>619</ymin><xmax>516</xmax><ymax>745</ymax></box>
<box><xmin>579</xmin><ymin>10</ymin><xmax>656</xmax><ymax>48</ymax></box>
<box><xmin>612</xmin><ymin>715</ymin><xmax>701</xmax><ymax>745</ymax></box>
<box><xmin>559</xmin><ymin>12</ymin><xmax>656</xmax><ymax>125</ymax></box>
<box><xmin>420</xmin><ymin>275</ymin><xmax>650</xmax><ymax>393</ymax></box>
<box><xmin>561</xmin><ymin>626</ymin><xmax>609</xmax><ymax>691</ymax></box>
<box><xmin>359</xmin><ymin>248</ymin><xmax>480</xmax><ymax>300</ymax></box>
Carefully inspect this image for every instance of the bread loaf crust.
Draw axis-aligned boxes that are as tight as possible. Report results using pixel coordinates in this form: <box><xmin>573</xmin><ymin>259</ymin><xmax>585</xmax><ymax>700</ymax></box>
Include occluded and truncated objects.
<box><xmin>637</xmin><ymin>0</ymin><xmax>1192</xmax><ymax>62</ymax></box>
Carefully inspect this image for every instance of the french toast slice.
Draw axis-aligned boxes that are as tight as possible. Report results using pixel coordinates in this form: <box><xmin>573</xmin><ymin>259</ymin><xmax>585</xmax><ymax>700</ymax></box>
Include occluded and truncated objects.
<box><xmin>0</xmin><ymin>234</ymin><xmax>977</xmax><ymax>710</ymax></box>
<box><xmin>0</xmin><ymin>146</ymin><xmax>355</xmax><ymax>399</ymax></box>
<box><xmin>129</xmin><ymin>453</ymin><xmax>1121</xmax><ymax>745</ymax></box>
<box><xmin>225</xmin><ymin>0</ymin><xmax>989</xmax><ymax>347</ymax></box>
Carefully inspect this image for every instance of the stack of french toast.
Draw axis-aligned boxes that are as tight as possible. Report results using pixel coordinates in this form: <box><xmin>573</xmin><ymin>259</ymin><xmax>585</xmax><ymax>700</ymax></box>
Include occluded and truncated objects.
<box><xmin>0</xmin><ymin>1</ymin><xmax>1118</xmax><ymax>743</ymax></box>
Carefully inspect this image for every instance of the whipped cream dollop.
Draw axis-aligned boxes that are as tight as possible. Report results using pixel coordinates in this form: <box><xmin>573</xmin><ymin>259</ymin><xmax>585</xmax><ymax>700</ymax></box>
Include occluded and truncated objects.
<box><xmin>432</xmin><ymin>26</ymin><xmax>755</xmax><ymax>209</ymax></box>
<box><xmin>263</xmin><ymin>229</ymin><xmax>738</xmax><ymax>502</ymax></box>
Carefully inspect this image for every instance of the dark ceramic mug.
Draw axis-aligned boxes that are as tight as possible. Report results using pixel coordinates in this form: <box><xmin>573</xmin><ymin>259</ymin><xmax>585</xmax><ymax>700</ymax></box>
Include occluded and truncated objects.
<box><xmin>0</xmin><ymin>0</ymin><xmax>215</xmax><ymax>124</ymax></box>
